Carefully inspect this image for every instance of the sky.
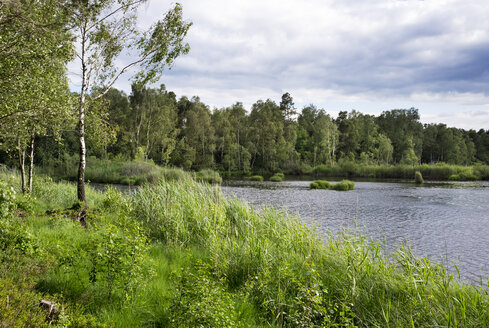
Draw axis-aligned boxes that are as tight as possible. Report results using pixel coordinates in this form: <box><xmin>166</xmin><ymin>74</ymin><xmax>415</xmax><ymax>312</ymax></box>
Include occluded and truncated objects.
<box><xmin>68</xmin><ymin>0</ymin><xmax>489</xmax><ymax>130</ymax></box>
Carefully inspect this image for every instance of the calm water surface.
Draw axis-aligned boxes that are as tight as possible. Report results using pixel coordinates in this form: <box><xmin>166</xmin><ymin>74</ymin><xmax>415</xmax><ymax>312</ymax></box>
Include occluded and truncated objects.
<box><xmin>221</xmin><ymin>180</ymin><xmax>489</xmax><ymax>282</ymax></box>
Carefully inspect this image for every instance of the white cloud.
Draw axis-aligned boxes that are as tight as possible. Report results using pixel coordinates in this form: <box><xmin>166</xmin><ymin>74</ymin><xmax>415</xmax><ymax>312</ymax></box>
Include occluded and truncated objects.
<box><xmin>68</xmin><ymin>0</ymin><xmax>489</xmax><ymax>129</ymax></box>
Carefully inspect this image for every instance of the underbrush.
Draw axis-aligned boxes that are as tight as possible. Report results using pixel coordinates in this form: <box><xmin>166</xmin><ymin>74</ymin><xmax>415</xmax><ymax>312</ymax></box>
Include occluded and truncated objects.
<box><xmin>1</xmin><ymin>172</ymin><xmax>489</xmax><ymax>327</ymax></box>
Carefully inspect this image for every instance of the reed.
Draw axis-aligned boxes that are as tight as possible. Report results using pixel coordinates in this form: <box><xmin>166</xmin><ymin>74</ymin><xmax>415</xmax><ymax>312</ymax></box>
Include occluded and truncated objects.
<box><xmin>247</xmin><ymin>175</ymin><xmax>264</xmax><ymax>181</ymax></box>
<box><xmin>415</xmin><ymin>170</ymin><xmax>424</xmax><ymax>184</ymax></box>
<box><xmin>1</xmin><ymin>172</ymin><xmax>489</xmax><ymax>327</ymax></box>
<box><xmin>269</xmin><ymin>172</ymin><xmax>284</xmax><ymax>182</ymax></box>
<box><xmin>314</xmin><ymin>163</ymin><xmax>489</xmax><ymax>181</ymax></box>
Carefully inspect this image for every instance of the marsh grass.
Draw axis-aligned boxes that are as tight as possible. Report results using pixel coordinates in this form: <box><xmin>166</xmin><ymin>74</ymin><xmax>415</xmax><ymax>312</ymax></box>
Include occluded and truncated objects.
<box><xmin>37</xmin><ymin>156</ymin><xmax>189</xmax><ymax>185</ymax></box>
<box><xmin>1</xmin><ymin>171</ymin><xmax>489</xmax><ymax>327</ymax></box>
<box><xmin>269</xmin><ymin>172</ymin><xmax>284</xmax><ymax>182</ymax></box>
<box><xmin>415</xmin><ymin>170</ymin><xmax>424</xmax><ymax>184</ymax></box>
<box><xmin>194</xmin><ymin>168</ymin><xmax>222</xmax><ymax>184</ymax></box>
<box><xmin>314</xmin><ymin>163</ymin><xmax>489</xmax><ymax>181</ymax></box>
<box><xmin>310</xmin><ymin>179</ymin><xmax>354</xmax><ymax>191</ymax></box>
<box><xmin>247</xmin><ymin>175</ymin><xmax>264</xmax><ymax>181</ymax></box>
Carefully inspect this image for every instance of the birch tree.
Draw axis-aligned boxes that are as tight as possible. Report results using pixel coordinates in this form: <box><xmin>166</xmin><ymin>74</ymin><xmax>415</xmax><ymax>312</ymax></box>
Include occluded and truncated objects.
<box><xmin>68</xmin><ymin>0</ymin><xmax>191</xmax><ymax>203</ymax></box>
<box><xmin>0</xmin><ymin>0</ymin><xmax>74</xmax><ymax>193</ymax></box>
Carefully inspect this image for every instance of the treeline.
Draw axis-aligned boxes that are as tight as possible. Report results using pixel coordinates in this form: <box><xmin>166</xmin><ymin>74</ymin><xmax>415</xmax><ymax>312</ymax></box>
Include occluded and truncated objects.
<box><xmin>24</xmin><ymin>86</ymin><xmax>489</xmax><ymax>175</ymax></box>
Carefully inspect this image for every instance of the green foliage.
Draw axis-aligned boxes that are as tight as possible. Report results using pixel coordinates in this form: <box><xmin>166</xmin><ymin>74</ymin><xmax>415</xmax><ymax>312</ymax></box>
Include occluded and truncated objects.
<box><xmin>331</xmin><ymin>180</ymin><xmax>355</xmax><ymax>191</ymax></box>
<box><xmin>0</xmin><ymin>279</ymin><xmax>48</xmax><ymax>327</ymax></box>
<box><xmin>38</xmin><ymin>157</ymin><xmax>189</xmax><ymax>185</ymax></box>
<box><xmin>194</xmin><ymin>169</ymin><xmax>222</xmax><ymax>184</ymax></box>
<box><xmin>92</xmin><ymin>223</ymin><xmax>150</xmax><ymax>303</ymax></box>
<box><xmin>2</xmin><ymin>173</ymin><xmax>489</xmax><ymax>327</ymax></box>
<box><xmin>170</xmin><ymin>259</ymin><xmax>239</xmax><ymax>327</ymax></box>
<box><xmin>269</xmin><ymin>172</ymin><xmax>284</xmax><ymax>182</ymax></box>
<box><xmin>449</xmin><ymin>174</ymin><xmax>460</xmax><ymax>181</ymax></box>
<box><xmin>0</xmin><ymin>179</ymin><xmax>16</xmax><ymax>219</ymax></box>
<box><xmin>310</xmin><ymin>179</ymin><xmax>354</xmax><ymax>191</ymax></box>
<box><xmin>130</xmin><ymin>178</ymin><xmax>226</xmax><ymax>246</ymax></box>
<box><xmin>51</xmin><ymin>221</ymin><xmax>150</xmax><ymax>305</ymax></box>
<box><xmin>0</xmin><ymin>216</ymin><xmax>37</xmax><ymax>255</ymax></box>
<box><xmin>247</xmin><ymin>175</ymin><xmax>264</xmax><ymax>181</ymax></box>
<box><xmin>310</xmin><ymin>180</ymin><xmax>330</xmax><ymax>189</ymax></box>
<box><xmin>313</xmin><ymin>163</ymin><xmax>489</xmax><ymax>181</ymax></box>
<box><xmin>415</xmin><ymin>171</ymin><xmax>424</xmax><ymax>184</ymax></box>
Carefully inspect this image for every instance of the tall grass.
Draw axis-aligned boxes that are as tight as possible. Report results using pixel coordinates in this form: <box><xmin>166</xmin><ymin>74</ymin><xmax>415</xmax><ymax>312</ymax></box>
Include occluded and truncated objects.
<box><xmin>314</xmin><ymin>163</ymin><xmax>489</xmax><ymax>181</ymax></box>
<box><xmin>37</xmin><ymin>156</ymin><xmax>194</xmax><ymax>185</ymax></box>
<box><xmin>1</xmin><ymin>173</ymin><xmax>489</xmax><ymax>327</ymax></box>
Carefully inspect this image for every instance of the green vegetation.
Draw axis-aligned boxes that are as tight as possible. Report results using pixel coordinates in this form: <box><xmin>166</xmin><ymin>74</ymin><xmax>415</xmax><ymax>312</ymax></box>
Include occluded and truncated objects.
<box><xmin>269</xmin><ymin>172</ymin><xmax>284</xmax><ymax>182</ymax></box>
<box><xmin>310</xmin><ymin>180</ymin><xmax>331</xmax><ymax>189</ymax></box>
<box><xmin>37</xmin><ymin>156</ymin><xmax>222</xmax><ymax>185</ymax></box>
<box><xmin>310</xmin><ymin>179</ymin><xmax>355</xmax><ymax>191</ymax></box>
<box><xmin>1</xmin><ymin>171</ymin><xmax>489</xmax><ymax>327</ymax></box>
<box><xmin>314</xmin><ymin>163</ymin><xmax>489</xmax><ymax>181</ymax></box>
<box><xmin>415</xmin><ymin>171</ymin><xmax>424</xmax><ymax>184</ymax></box>
<box><xmin>247</xmin><ymin>175</ymin><xmax>264</xmax><ymax>181</ymax></box>
<box><xmin>194</xmin><ymin>168</ymin><xmax>223</xmax><ymax>184</ymax></box>
<box><xmin>331</xmin><ymin>180</ymin><xmax>355</xmax><ymax>191</ymax></box>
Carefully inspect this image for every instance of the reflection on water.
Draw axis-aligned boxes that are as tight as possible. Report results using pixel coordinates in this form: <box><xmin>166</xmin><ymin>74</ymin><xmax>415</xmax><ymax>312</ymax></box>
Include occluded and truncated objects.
<box><xmin>221</xmin><ymin>180</ymin><xmax>489</xmax><ymax>282</ymax></box>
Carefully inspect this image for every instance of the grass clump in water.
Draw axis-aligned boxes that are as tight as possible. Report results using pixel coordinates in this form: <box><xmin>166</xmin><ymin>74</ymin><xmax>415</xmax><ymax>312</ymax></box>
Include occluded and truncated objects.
<box><xmin>247</xmin><ymin>175</ymin><xmax>264</xmax><ymax>181</ymax></box>
<box><xmin>269</xmin><ymin>172</ymin><xmax>284</xmax><ymax>182</ymax></box>
<box><xmin>331</xmin><ymin>179</ymin><xmax>355</xmax><ymax>191</ymax></box>
<box><xmin>415</xmin><ymin>170</ymin><xmax>424</xmax><ymax>184</ymax></box>
<box><xmin>311</xmin><ymin>179</ymin><xmax>354</xmax><ymax>191</ymax></box>
<box><xmin>310</xmin><ymin>180</ymin><xmax>330</xmax><ymax>189</ymax></box>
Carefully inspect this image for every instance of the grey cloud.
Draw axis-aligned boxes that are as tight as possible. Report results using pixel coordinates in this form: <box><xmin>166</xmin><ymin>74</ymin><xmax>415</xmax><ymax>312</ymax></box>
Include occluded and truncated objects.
<box><xmin>94</xmin><ymin>0</ymin><xmax>489</xmax><ymax>129</ymax></box>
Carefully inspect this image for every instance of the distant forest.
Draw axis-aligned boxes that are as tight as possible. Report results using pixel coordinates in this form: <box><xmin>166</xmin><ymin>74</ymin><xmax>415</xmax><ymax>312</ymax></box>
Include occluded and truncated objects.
<box><xmin>8</xmin><ymin>85</ymin><xmax>488</xmax><ymax>174</ymax></box>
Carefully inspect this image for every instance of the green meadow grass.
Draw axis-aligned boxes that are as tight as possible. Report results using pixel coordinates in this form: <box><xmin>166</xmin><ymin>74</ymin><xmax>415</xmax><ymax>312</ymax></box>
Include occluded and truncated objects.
<box><xmin>1</xmin><ymin>169</ymin><xmax>489</xmax><ymax>327</ymax></box>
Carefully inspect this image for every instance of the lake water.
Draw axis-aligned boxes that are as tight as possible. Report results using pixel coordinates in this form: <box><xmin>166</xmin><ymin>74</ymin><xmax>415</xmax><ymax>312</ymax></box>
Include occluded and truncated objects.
<box><xmin>221</xmin><ymin>180</ymin><xmax>489</xmax><ymax>282</ymax></box>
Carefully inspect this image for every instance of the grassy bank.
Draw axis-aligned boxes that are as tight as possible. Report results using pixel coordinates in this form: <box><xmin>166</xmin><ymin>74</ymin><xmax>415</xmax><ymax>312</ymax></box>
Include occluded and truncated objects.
<box><xmin>313</xmin><ymin>163</ymin><xmax>489</xmax><ymax>181</ymax></box>
<box><xmin>37</xmin><ymin>156</ymin><xmax>221</xmax><ymax>185</ymax></box>
<box><xmin>1</xmin><ymin>169</ymin><xmax>489</xmax><ymax>327</ymax></box>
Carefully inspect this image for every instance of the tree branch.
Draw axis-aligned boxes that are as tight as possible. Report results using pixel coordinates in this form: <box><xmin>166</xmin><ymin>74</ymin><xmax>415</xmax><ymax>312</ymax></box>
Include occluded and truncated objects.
<box><xmin>87</xmin><ymin>0</ymin><xmax>146</xmax><ymax>32</ymax></box>
<box><xmin>93</xmin><ymin>50</ymin><xmax>155</xmax><ymax>100</ymax></box>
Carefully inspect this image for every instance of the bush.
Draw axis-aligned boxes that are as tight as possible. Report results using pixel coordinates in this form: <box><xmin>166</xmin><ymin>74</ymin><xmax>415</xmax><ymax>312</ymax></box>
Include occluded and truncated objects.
<box><xmin>0</xmin><ymin>179</ymin><xmax>16</xmax><ymax>219</ymax></box>
<box><xmin>0</xmin><ymin>279</ymin><xmax>48</xmax><ymax>327</ymax></box>
<box><xmin>247</xmin><ymin>175</ymin><xmax>264</xmax><ymax>181</ymax></box>
<box><xmin>415</xmin><ymin>171</ymin><xmax>424</xmax><ymax>184</ymax></box>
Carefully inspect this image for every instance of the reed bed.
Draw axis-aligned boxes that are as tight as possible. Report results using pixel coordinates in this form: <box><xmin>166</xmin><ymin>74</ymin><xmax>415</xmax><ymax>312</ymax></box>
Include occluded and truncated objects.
<box><xmin>1</xmin><ymin>170</ymin><xmax>488</xmax><ymax>327</ymax></box>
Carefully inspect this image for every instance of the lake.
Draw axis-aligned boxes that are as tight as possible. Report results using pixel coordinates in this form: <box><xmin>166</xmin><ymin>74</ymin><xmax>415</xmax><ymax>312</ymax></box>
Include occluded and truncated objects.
<box><xmin>221</xmin><ymin>180</ymin><xmax>489</xmax><ymax>282</ymax></box>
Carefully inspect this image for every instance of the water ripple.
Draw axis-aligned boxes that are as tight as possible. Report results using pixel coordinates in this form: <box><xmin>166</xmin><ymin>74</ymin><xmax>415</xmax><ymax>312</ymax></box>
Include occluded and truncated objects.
<box><xmin>222</xmin><ymin>180</ymin><xmax>489</xmax><ymax>282</ymax></box>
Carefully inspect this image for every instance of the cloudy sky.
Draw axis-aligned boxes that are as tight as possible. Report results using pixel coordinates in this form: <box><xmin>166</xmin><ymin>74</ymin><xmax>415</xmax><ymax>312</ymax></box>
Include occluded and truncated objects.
<box><xmin>70</xmin><ymin>0</ymin><xmax>489</xmax><ymax>130</ymax></box>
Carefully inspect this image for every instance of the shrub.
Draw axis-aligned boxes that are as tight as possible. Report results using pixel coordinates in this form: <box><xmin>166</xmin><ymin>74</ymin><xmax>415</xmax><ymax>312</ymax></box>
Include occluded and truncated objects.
<box><xmin>247</xmin><ymin>175</ymin><xmax>264</xmax><ymax>181</ymax></box>
<box><xmin>0</xmin><ymin>179</ymin><xmax>16</xmax><ymax>219</ymax></box>
<box><xmin>414</xmin><ymin>171</ymin><xmax>424</xmax><ymax>184</ymax></box>
<box><xmin>0</xmin><ymin>279</ymin><xmax>47</xmax><ymax>327</ymax></box>
<box><xmin>0</xmin><ymin>218</ymin><xmax>37</xmax><ymax>255</ymax></box>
